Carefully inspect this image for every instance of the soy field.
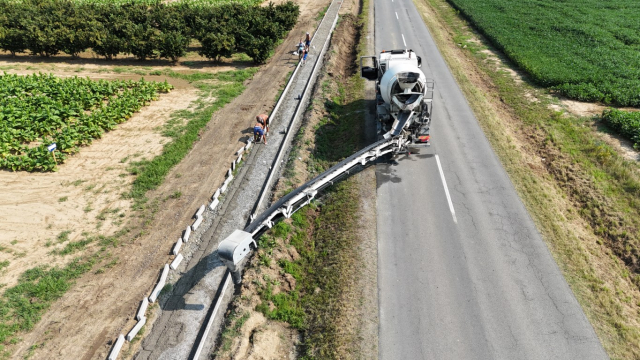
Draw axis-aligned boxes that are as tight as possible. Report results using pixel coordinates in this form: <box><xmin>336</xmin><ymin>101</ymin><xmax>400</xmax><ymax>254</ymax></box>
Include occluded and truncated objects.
<box><xmin>446</xmin><ymin>0</ymin><xmax>640</xmax><ymax>107</ymax></box>
<box><xmin>0</xmin><ymin>74</ymin><xmax>172</xmax><ymax>172</ymax></box>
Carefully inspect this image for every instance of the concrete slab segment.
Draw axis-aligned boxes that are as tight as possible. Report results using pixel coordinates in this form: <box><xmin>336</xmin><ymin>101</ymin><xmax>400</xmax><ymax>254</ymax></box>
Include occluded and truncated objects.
<box><xmin>172</xmin><ymin>238</ymin><xmax>183</xmax><ymax>256</ymax></box>
<box><xmin>108</xmin><ymin>334</ymin><xmax>125</xmax><ymax>360</ymax></box>
<box><xmin>183</xmin><ymin>226</ymin><xmax>191</xmax><ymax>243</ymax></box>
<box><xmin>126</xmin><ymin>317</ymin><xmax>147</xmax><ymax>341</ymax></box>
<box><xmin>192</xmin><ymin>216</ymin><xmax>203</xmax><ymax>231</ymax></box>
<box><xmin>136</xmin><ymin>297</ymin><xmax>149</xmax><ymax>321</ymax></box>
<box><xmin>170</xmin><ymin>254</ymin><xmax>183</xmax><ymax>270</ymax></box>
<box><xmin>195</xmin><ymin>205</ymin><xmax>205</xmax><ymax>218</ymax></box>
<box><xmin>209</xmin><ymin>198</ymin><xmax>220</xmax><ymax>211</ymax></box>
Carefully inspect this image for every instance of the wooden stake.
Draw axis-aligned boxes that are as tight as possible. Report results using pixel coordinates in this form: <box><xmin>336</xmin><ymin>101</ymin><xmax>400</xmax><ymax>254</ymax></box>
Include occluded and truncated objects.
<box><xmin>51</xmin><ymin>150</ymin><xmax>57</xmax><ymax>164</ymax></box>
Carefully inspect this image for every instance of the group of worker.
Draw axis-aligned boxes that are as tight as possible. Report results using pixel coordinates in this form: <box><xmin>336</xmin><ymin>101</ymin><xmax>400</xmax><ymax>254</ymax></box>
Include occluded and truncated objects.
<box><xmin>297</xmin><ymin>32</ymin><xmax>311</xmax><ymax>64</ymax></box>
<box><xmin>252</xmin><ymin>32</ymin><xmax>313</xmax><ymax>145</ymax></box>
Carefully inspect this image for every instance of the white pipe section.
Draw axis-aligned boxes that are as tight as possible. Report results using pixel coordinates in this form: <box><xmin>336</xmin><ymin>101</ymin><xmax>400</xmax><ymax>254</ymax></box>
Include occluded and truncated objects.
<box><xmin>183</xmin><ymin>226</ymin><xmax>191</xmax><ymax>242</ymax></box>
<box><xmin>108</xmin><ymin>334</ymin><xmax>125</xmax><ymax>360</ymax></box>
<box><xmin>172</xmin><ymin>238</ymin><xmax>183</xmax><ymax>256</ymax></box>
<box><xmin>192</xmin><ymin>216</ymin><xmax>203</xmax><ymax>231</ymax></box>
<box><xmin>126</xmin><ymin>317</ymin><xmax>146</xmax><ymax>341</ymax></box>
<box><xmin>170</xmin><ymin>254</ymin><xmax>183</xmax><ymax>270</ymax></box>
<box><xmin>136</xmin><ymin>297</ymin><xmax>149</xmax><ymax>321</ymax></box>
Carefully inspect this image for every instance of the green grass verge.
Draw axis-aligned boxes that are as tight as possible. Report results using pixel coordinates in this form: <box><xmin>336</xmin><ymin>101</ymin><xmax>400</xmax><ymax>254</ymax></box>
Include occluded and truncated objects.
<box><xmin>415</xmin><ymin>0</ymin><xmax>640</xmax><ymax>357</ymax></box>
<box><xmin>0</xmin><ymin>256</ymin><xmax>97</xmax><ymax>357</ymax></box>
<box><xmin>126</xmin><ymin>67</ymin><xmax>258</xmax><ymax>204</ymax></box>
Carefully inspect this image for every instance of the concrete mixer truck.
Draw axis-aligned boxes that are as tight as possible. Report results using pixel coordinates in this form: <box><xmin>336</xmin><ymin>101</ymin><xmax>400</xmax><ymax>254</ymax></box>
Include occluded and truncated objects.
<box><xmin>361</xmin><ymin>49</ymin><xmax>434</xmax><ymax>147</ymax></box>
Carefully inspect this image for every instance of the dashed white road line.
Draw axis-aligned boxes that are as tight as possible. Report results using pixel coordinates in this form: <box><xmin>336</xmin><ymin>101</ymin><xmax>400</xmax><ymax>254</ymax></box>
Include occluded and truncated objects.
<box><xmin>402</xmin><ymin>34</ymin><xmax>407</xmax><ymax>47</ymax></box>
<box><xmin>396</xmin><ymin>12</ymin><xmax>399</xmax><ymax>19</ymax></box>
<box><xmin>435</xmin><ymin>154</ymin><xmax>457</xmax><ymax>224</ymax></box>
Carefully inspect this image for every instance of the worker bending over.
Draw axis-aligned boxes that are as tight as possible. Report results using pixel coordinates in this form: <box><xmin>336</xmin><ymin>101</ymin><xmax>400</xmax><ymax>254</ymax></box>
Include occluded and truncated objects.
<box><xmin>253</xmin><ymin>121</ymin><xmax>267</xmax><ymax>145</ymax></box>
<box><xmin>256</xmin><ymin>114</ymin><xmax>269</xmax><ymax>135</ymax></box>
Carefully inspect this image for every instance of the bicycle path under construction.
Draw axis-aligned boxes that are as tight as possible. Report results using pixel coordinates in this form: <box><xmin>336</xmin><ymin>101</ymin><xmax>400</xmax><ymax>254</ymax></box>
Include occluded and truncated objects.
<box><xmin>135</xmin><ymin>1</ymin><xmax>342</xmax><ymax>358</ymax></box>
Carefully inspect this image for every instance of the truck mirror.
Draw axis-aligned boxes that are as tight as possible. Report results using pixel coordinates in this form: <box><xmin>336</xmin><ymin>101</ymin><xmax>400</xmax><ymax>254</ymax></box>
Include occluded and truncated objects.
<box><xmin>361</xmin><ymin>67</ymin><xmax>378</xmax><ymax>81</ymax></box>
<box><xmin>417</xmin><ymin>56</ymin><xmax>422</xmax><ymax>68</ymax></box>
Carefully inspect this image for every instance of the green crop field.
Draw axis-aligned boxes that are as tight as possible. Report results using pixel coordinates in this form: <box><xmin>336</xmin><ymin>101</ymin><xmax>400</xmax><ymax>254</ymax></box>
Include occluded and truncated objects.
<box><xmin>0</xmin><ymin>74</ymin><xmax>172</xmax><ymax>172</ymax></box>
<box><xmin>445</xmin><ymin>0</ymin><xmax>640</xmax><ymax>107</ymax></box>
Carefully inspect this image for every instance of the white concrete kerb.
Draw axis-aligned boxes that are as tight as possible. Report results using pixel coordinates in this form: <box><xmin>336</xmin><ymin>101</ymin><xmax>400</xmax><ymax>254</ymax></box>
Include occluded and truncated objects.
<box><xmin>246</xmin><ymin>141</ymin><xmax>252</xmax><ymax>150</ymax></box>
<box><xmin>149</xmin><ymin>264</ymin><xmax>169</xmax><ymax>303</ymax></box>
<box><xmin>170</xmin><ymin>253</ymin><xmax>184</xmax><ymax>270</ymax></box>
<box><xmin>126</xmin><ymin>317</ymin><xmax>146</xmax><ymax>342</ymax></box>
<box><xmin>231</xmin><ymin>160</ymin><xmax>236</xmax><ymax>171</ymax></box>
<box><xmin>213</xmin><ymin>188</ymin><xmax>221</xmax><ymax>200</ymax></box>
<box><xmin>136</xmin><ymin>297</ymin><xmax>149</xmax><ymax>321</ymax></box>
<box><xmin>195</xmin><ymin>204</ymin><xmax>205</xmax><ymax>218</ymax></box>
<box><xmin>172</xmin><ymin>238</ymin><xmax>183</xmax><ymax>256</ymax></box>
<box><xmin>237</xmin><ymin>147</ymin><xmax>245</xmax><ymax>155</ymax></box>
<box><xmin>192</xmin><ymin>216</ymin><xmax>203</xmax><ymax>231</ymax></box>
<box><xmin>108</xmin><ymin>334</ymin><xmax>125</xmax><ymax>360</ymax></box>
<box><xmin>183</xmin><ymin>226</ymin><xmax>191</xmax><ymax>242</ymax></box>
<box><xmin>209</xmin><ymin>198</ymin><xmax>220</xmax><ymax>211</ymax></box>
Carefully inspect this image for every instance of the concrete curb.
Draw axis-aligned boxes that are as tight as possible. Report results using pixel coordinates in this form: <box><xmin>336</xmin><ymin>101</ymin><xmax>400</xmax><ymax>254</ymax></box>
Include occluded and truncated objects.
<box><xmin>172</xmin><ymin>238</ymin><xmax>183</xmax><ymax>256</ymax></box>
<box><xmin>126</xmin><ymin>317</ymin><xmax>146</xmax><ymax>342</ymax></box>
<box><xmin>183</xmin><ymin>226</ymin><xmax>191</xmax><ymax>243</ymax></box>
<box><xmin>108</xmin><ymin>334</ymin><xmax>125</xmax><ymax>360</ymax></box>
<box><xmin>192</xmin><ymin>216</ymin><xmax>203</xmax><ymax>231</ymax></box>
<box><xmin>136</xmin><ymin>297</ymin><xmax>149</xmax><ymax>321</ymax></box>
<box><xmin>195</xmin><ymin>205</ymin><xmax>205</xmax><ymax>218</ymax></box>
<box><xmin>149</xmin><ymin>264</ymin><xmax>169</xmax><ymax>303</ymax></box>
<box><xmin>170</xmin><ymin>254</ymin><xmax>184</xmax><ymax>270</ymax></box>
<box><xmin>213</xmin><ymin>188</ymin><xmax>221</xmax><ymax>200</ymax></box>
<box><xmin>209</xmin><ymin>198</ymin><xmax>220</xmax><ymax>211</ymax></box>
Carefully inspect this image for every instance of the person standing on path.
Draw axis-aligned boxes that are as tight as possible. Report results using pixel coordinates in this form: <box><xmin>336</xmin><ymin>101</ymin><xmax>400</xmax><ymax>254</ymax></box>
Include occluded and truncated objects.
<box><xmin>304</xmin><ymin>32</ymin><xmax>311</xmax><ymax>51</ymax></box>
<box><xmin>256</xmin><ymin>114</ymin><xmax>269</xmax><ymax>136</ymax></box>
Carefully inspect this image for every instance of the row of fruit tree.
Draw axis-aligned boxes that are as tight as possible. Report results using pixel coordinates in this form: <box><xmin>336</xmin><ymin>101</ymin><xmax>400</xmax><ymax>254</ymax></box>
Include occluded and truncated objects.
<box><xmin>0</xmin><ymin>0</ymin><xmax>299</xmax><ymax>63</ymax></box>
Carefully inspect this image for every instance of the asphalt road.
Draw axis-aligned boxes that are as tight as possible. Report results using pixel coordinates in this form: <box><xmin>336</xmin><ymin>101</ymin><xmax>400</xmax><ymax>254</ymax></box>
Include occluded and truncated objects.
<box><xmin>374</xmin><ymin>0</ymin><xmax>609</xmax><ymax>359</ymax></box>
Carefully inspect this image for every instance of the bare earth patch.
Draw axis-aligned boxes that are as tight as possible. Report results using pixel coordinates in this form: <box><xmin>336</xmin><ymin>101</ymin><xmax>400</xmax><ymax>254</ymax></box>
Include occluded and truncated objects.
<box><xmin>0</xmin><ymin>83</ymin><xmax>197</xmax><ymax>288</ymax></box>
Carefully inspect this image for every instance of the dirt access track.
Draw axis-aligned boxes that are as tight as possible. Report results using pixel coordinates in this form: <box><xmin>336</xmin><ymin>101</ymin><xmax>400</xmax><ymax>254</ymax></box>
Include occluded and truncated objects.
<box><xmin>2</xmin><ymin>0</ymin><xmax>330</xmax><ymax>358</ymax></box>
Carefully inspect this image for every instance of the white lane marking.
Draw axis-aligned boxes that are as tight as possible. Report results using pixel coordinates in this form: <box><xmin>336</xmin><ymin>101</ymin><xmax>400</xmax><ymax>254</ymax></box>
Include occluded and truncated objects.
<box><xmin>402</xmin><ymin>34</ymin><xmax>407</xmax><ymax>47</ymax></box>
<box><xmin>396</xmin><ymin>12</ymin><xmax>399</xmax><ymax>19</ymax></box>
<box><xmin>435</xmin><ymin>154</ymin><xmax>457</xmax><ymax>224</ymax></box>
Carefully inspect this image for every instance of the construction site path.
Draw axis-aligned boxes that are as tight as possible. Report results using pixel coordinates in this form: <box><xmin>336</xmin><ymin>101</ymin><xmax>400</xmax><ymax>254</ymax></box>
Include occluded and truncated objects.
<box><xmin>136</xmin><ymin>0</ymin><xmax>343</xmax><ymax>359</ymax></box>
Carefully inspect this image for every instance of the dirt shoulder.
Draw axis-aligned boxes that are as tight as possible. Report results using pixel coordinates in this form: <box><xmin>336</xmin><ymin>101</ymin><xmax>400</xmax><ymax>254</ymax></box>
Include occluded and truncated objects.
<box><xmin>412</xmin><ymin>0</ymin><xmax>640</xmax><ymax>357</ymax></box>
<box><xmin>9</xmin><ymin>0</ymin><xmax>332</xmax><ymax>358</ymax></box>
